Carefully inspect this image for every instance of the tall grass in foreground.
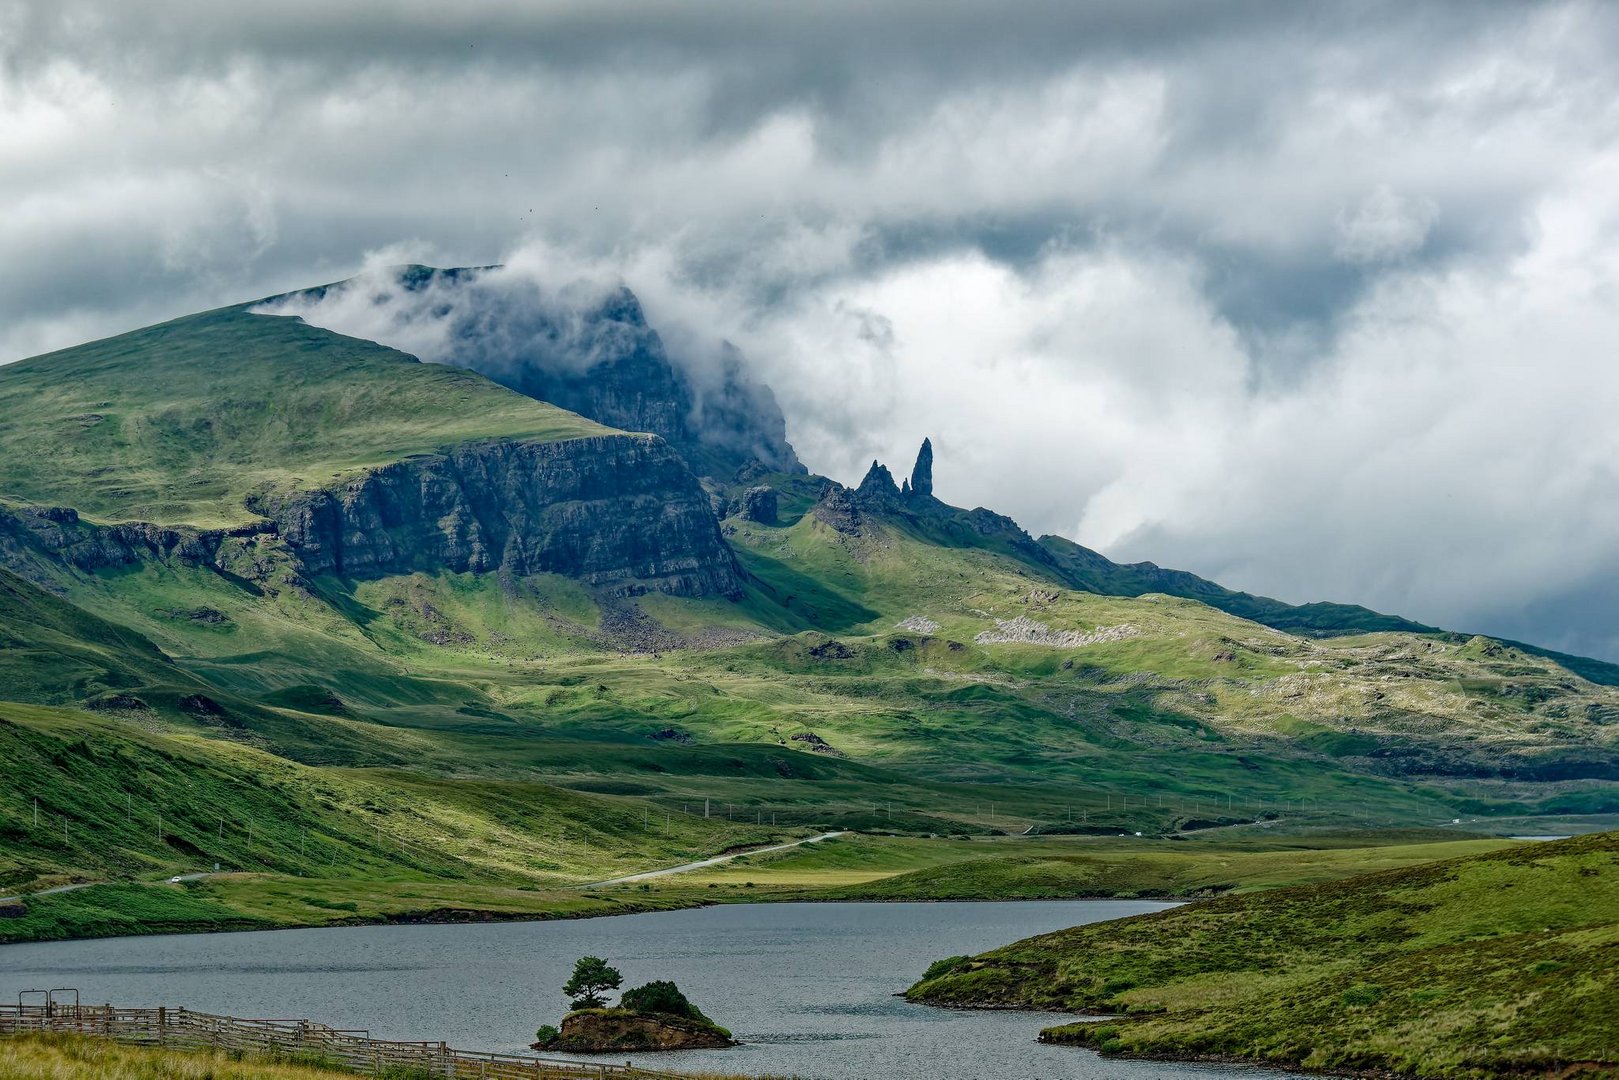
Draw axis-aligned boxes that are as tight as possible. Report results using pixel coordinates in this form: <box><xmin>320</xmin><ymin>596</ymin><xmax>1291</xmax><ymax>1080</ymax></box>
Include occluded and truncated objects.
<box><xmin>0</xmin><ymin>1035</ymin><xmax>792</xmax><ymax>1080</ymax></box>
<box><xmin>0</xmin><ymin>1034</ymin><xmax>357</xmax><ymax>1080</ymax></box>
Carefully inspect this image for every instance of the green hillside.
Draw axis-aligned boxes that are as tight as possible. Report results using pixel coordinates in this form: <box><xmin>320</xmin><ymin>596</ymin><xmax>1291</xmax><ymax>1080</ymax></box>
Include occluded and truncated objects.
<box><xmin>0</xmin><ymin>305</ymin><xmax>608</xmax><ymax>527</ymax></box>
<box><xmin>0</xmin><ymin>289</ymin><xmax>1616</xmax><ymax>947</ymax></box>
<box><xmin>0</xmin><ymin>700</ymin><xmax>784</xmax><ymax>941</ymax></box>
<box><xmin>907</xmin><ymin>832</ymin><xmax>1619</xmax><ymax>1078</ymax></box>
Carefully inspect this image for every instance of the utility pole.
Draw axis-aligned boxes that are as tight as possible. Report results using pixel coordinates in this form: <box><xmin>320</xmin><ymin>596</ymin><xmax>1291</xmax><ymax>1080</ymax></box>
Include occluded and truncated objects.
<box><xmin>33</xmin><ymin>798</ymin><xmax>39</xmax><ymax>828</ymax></box>
<box><xmin>704</xmin><ymin>798</ymin><xmax>710</xmax><ymax>819</ymax></box>
<box><xmin>157</xmin><ymin>813</ymin><xmax>163</xmax><ymax>844</ymax></box>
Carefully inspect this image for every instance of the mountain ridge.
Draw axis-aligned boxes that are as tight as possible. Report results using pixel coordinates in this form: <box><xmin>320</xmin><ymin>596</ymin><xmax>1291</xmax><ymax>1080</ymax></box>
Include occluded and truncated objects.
<box><xmin>1</xmin><ymin>269</ymin><xmax>1617</xmax><ymax>918</ymax></box>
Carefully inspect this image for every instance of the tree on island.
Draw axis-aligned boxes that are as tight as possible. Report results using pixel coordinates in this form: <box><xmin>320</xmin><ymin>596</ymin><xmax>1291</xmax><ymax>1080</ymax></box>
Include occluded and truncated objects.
<box><xmin>536</xmin><ymin>968</ymin><xmax>734</xmax><ymax>1051</ymax></box>
<box><xmin>562</xmin><ymin>955</ymin><xmax>623</xmax><ymax>1010</ymax></box>
<box><xmin>621</xmin><ymin>980</ymin><xmax>704</xmax><ymax>1021</ymax></box>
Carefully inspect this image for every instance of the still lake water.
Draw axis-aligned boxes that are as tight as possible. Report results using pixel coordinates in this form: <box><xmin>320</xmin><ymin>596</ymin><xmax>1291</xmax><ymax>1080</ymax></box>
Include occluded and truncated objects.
<box><xmin>0</xmin><ymin>900</ymin><xmax>1292</xmax><ymax>1080</ymax></box>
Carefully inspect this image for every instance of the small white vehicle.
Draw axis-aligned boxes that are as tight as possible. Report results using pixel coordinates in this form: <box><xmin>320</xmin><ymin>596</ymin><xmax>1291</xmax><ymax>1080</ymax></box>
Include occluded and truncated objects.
<box><xmin>168</xmin><ymin>876</ymin><xmax>184</xmax><ymax>884</ymax></box>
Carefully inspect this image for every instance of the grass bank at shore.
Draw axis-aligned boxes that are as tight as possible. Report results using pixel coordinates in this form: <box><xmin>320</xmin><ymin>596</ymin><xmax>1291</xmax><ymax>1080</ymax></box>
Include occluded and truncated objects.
<box><xmin>3</xmin><ymin>827</ymin><xmax>1520</xmax><ymax>945</ymax></box>
<box><xmin>907</xmin><ymin>831</ymin><xmax>1619</xmax><ymax>1079</ymax></box>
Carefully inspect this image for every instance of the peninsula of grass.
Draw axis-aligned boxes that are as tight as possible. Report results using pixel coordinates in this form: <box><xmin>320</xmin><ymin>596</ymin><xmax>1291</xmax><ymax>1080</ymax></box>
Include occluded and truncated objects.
<box><xmin>906</xmin><ymin>832</ymin><xmax>1619</xmax><ymax>1079</ymax></box>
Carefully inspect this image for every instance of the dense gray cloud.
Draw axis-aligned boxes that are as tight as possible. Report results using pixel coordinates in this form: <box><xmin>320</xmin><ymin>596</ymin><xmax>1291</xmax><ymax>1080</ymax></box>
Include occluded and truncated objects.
<box><xmin>4</xmin><ymin>1</ymin><xmax>1619</xmax><ymax>657</ymax></box>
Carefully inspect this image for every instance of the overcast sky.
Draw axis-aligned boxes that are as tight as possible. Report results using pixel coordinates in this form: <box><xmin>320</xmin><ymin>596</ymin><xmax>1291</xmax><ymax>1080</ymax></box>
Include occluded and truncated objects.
<box><xmin>6</xmin><ymin>1</ymin><xmax>1619</xmax><ymax>658</ymax></box>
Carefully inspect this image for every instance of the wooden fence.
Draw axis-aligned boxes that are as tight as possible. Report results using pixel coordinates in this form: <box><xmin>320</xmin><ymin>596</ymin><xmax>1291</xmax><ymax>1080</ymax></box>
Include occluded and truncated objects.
<box><xmin>0</xmin><ymin>1001</ymin><xmax>693</xmax><ymax>1080</ymax></box>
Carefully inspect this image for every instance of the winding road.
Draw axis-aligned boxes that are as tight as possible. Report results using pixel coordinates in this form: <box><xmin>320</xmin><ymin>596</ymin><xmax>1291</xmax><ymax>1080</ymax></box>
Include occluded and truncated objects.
<box><xmin>579</xmin><ymin>830</ymin><xmax>847</xmax><ymax>889</ymax></box>
<box><xmin>1</xmin><ymin>836</ymin><xmax>847</xmax><ymax>907</ymax></box>
<box><xmin>0</xmin><ymin>882</ymin><xmax>98</xmax><ymax>907</ymax></box>
<box><xmin>0</xmin><ymin>871</ymin><xmax>221</xmax><ymax>907</ymax></box>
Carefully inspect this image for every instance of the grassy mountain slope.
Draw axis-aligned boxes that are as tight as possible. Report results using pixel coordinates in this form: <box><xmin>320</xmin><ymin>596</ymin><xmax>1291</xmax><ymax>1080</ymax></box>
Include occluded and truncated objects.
<box><xmin>1040</xmin><ymin>534</ymin><xmax>1437</xmax><ymax>637</ymax></box>
<box><xmin>6</xmin><ymin>475</ymin><xmax>1618</xmax><ymax>847</ymax></box>
<box><xmin>1</xmin><ymin>291</ymin><xmax>1617</xmax><ymax>947</ymax></box>
<box><xmin>1039</xmin><ymin>534</ymin><xmax>1619</xmax><ymax>687</ymax></box>
<box><xmin>0</xmin><ymin>699</ymin><xmax>783</xmax><ymax>941</ymax></box>
<box><xmin>0</xmin><ymin>566</ymin><xmax>188</xmax><ymax>707</ymax></box>
<box><xmin>907</xmin><ymin>832</ymin><xmax>1619</xmax><ymax>1078</ymax></box>
<box><xmin>0</xmin><ymin>305</ymin><xmax>608</xmax><ymax>527</ymax></box>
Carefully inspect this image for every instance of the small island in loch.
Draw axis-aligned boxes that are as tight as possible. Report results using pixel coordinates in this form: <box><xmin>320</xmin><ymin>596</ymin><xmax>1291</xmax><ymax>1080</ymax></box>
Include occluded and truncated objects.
<box><xmin>532</xmin><ymin>957</ymin><xmax>736</xmax><ymax>1053</ymax></box>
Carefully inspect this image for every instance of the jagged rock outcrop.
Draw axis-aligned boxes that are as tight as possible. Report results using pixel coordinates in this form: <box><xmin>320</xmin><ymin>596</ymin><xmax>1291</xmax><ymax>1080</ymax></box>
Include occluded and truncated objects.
<box><xmin>909</xmin><ymin>437</ymin><xmax>934</xmax><ymax>499</ymax></box>
<box><xmin>740</xmin><ymin>485</ymin><xmax>778</xmax><ymax>524</ymax></box>
<box><xmin>0</xmin><ymin>503</ymin><xmax>250</xmax><ymax>574</ymax></box>
<box><xmin>811</xmin><ymin>484</ymin><xmax>863</xmax><ymax>534</ymax></box>
<box><xmin>259</xmin><ymin>435</ymin><xmax>742</xmax><ymax>597</ymax></box>
<box><xmin>2</xmin><ymin>434</ymin><xmax>745</xmax><ymax>600</ymax></box>
<box><xmin>856</xmin><ymin>461</ymin><xmax>902</xmax><ymax>507</ymax></box>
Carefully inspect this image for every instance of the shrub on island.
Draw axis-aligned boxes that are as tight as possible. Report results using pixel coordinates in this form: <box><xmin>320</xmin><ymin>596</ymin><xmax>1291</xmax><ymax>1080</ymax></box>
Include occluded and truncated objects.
<box><xmin>533</xmin><ymin>959</ymin><xmax>735</xmax><ymax>1052</ymax></box>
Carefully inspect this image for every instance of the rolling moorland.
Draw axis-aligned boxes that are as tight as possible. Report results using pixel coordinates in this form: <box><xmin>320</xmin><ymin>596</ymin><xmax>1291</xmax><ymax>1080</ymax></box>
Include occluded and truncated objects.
<box><xmin>907</xmin><ymin>831</ymin><xmax>1619</xmax><ymax>1079</ymax></box>
<box><xmin>0</xmin><ymin>265</ymin><xmax>1616</xmax><ymax>1076</ymax></box>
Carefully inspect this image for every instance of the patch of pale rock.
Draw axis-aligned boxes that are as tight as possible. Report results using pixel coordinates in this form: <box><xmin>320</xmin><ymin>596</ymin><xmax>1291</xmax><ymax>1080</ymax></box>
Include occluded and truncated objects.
<box><xmin>897</xmin><ymin>615</ymin><xmax>941</xmax><ymax>633</ymax></box>
<box><xmin>974</xmin><ymin>615</ymin><xmax>1141</xmax><ymax>648</ymax></box>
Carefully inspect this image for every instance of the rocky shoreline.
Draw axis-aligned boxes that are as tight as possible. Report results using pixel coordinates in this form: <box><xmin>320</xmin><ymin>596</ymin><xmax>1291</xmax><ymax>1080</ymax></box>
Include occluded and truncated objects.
<box><xmin>532</xmin><ymin>1009</ymin><xmax>735</xmax><ymax>1052</ymax></box>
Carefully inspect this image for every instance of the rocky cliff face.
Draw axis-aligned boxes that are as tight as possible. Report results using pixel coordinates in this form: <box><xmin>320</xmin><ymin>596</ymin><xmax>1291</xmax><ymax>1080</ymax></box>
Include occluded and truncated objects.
<box><xmin>448</xmin><ymin>281</ymin><xmax>804</xmax><ymax>479</ymax></box>
<box><xmin>0</xmin><ymin>503</ymin><xmax>246</xmax><ymax>574</ymax></box>
<box><xmin>2</xmin><ymin>433</ymin><xmax>744</xmax><ymax>600</ymax></box>
<box><xmin>260</xmin><ymin>434</ymin><xmax>742</xmax><ymax>597</ymax></box>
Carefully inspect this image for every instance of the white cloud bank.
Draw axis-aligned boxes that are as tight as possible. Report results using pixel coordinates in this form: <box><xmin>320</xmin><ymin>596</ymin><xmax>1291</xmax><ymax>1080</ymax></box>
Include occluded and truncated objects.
<box><xmin>5</xmin><ymin>1</ymin><xmax>1619</xmax><ymax>656</ymax></box>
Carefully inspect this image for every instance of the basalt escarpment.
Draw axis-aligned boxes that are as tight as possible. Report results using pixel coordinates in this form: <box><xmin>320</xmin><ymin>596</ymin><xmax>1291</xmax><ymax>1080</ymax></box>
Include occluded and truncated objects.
<box><xmin>2</xmin><ymin>433</ymin><xmax>744</xmax><ymax>600</ymax></box>
<box><xmin>0</xmin><ymin>503</ymin><xmax>251</xmax><ymax>575</ymax></box>
<box><xmin>259</xmin><ymin>434</ymin><xmax>742</xmax><ymax>597</ymax></box>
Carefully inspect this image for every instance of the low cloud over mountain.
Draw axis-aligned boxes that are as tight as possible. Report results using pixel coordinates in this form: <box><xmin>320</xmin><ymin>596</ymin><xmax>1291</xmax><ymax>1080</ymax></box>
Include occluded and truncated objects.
<box><xmin>6</xmin><ymin>1</ymin><xmax>1619</xmax><ymax>656</ymax></box>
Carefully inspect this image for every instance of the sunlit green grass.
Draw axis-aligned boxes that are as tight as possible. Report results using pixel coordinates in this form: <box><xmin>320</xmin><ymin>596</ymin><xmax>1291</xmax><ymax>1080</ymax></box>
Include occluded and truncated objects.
<box><xmin>0</xmin><ymin>306</ymin><xmax>609</xmax><ymax>527</ymax></box>
<box><xmin>908</xmin><ymin>832</ymin><xmax>1619</xmax><ymax>1078</ymax></box>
